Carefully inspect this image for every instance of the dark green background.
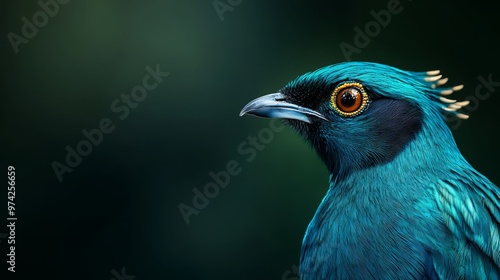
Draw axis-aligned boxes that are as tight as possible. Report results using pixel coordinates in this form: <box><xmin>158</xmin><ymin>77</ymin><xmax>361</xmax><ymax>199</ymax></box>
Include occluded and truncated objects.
<box><xmin>2</xmin><ymin>0</ymin><xmax>499</xmax><ymax>279</ymax></box>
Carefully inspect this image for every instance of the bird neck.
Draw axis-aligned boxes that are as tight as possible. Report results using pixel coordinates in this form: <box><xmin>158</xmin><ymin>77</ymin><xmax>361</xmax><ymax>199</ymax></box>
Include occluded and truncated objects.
<box><xmin>325</xmin><ymin>116</ymin><xmax>464</xmax><ymax>185</ymax></box>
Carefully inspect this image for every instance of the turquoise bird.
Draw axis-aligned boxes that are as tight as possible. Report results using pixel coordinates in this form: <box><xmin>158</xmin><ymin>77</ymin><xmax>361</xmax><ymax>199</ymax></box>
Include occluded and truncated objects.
<box><xmin>240</xmin><ymin>62</ymin><xmax>500</xmax><ymax>279</ymax></box>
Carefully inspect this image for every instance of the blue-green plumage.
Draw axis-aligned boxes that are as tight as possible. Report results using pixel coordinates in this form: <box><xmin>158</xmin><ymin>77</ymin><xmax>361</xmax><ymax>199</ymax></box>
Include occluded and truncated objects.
<box><xmin>240</xmin><ymin>62</ymin><xmax>500</xmax><ymax>279</ymax></box>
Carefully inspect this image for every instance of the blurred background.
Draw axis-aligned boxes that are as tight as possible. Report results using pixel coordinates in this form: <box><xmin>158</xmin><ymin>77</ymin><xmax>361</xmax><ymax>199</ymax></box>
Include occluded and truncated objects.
<box><xmin>1</xmin><ymin>0</ymin><xmax>499</xmax><ymax>279</ymax></box>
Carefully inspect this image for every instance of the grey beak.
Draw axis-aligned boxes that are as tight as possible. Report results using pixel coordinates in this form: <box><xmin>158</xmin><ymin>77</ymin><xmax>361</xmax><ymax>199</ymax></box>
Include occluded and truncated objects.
<box><xmin>239</xmin><ymin>93</ymin><xmax>327</xmax><ymax>123</ymax></box>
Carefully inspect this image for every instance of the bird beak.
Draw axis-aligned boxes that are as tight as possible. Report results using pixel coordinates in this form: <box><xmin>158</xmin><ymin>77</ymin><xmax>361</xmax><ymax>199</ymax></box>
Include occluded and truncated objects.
<box><xmin>239</xmin><ymin>93</ymin><xmax>327</xmax><ymax>123</ymax></box>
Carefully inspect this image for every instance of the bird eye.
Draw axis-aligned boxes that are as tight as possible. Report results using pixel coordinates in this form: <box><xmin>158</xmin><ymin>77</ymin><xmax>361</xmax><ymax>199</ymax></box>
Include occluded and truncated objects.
<box><xmin>331</xmin><ymin>82</ymin><xmax>369</xmax><ymax>117</ymax></box>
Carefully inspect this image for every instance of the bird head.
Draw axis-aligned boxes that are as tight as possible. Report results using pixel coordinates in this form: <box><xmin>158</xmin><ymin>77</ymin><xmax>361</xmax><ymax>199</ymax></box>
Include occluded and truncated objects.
<box><xmin>240</xmin><ymin>62</ymin><xmax>469</xmax><ymax>179</ymax></box>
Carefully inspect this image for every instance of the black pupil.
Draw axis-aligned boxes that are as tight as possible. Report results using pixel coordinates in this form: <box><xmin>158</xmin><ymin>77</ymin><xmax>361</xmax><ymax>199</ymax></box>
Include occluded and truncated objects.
<box><xmin>341</xmin><ymin>90</ymin><xmax>357</xmax><ymax>107</ymax></box>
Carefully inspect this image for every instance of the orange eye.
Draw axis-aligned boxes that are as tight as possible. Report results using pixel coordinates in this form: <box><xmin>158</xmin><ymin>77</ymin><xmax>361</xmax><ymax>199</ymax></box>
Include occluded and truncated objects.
<box><xmin>331</xmin><ymin>82</ymin><xmax>369</xmax><ymax>117</ymax></box>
